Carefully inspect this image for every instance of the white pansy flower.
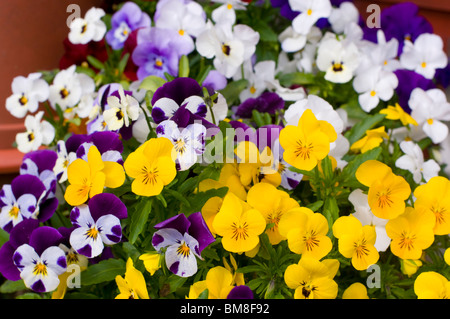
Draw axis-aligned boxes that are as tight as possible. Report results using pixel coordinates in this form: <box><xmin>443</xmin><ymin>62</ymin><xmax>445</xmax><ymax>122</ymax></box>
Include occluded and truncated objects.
<box><xmin>400</xmin><ymin>33</ymin><xmax>448</xmax><ymax>79</ymax></box>
<box><xmin>234</xmin><ymin>60</ymin><xmax>276</xmax><ymax>102</ymax></box>
<box><xmin>408</xmin><ymin>88</ymin><xmax>450</xmax><ymax>144</ymax></box>
<box><xmin>53</xmin><ymin>140</ymin><xmax>77</xmax><ymax>183</ymax></box>
<box><xmin>196</xmin><ymin>21</ymin><xmax>259</xmax><ymax>78</ymax></box>
<box><xmin>395</xmin><ymin>140</ymin><xmax>440</xmax><ymax>184</ymax></box>
<box><xmin>15</xmin><ymin>111</ymin><xmax>55</xmax><ymax>153</ymax></box>
<box><xmin>289</xmin><ymin>0</ymin><xmax>332</xmax><ymax>35</ymax></box>
<box><xmin>211</xmin><ymin>0</ymin><xmax>247</xmax><ymax>25</ymax></box>
<box><xmin>328</xmin><ymin>2</ymin><xmax>359</xmax><ymax>34</ymax></box>
<box><xmin>353</xmin><ymin>65</ymin><xmax>398</xmax><ymax>112</ymax></box>
<box><xmin>68</xmin><ymin>7</ymin><xmax>107</xmax><ymax>45</ymax></box>
<box><xmin>6</xmin><ymin>73</ymin><xmax>49</xmax><ymax>118</ymax></box>
<box><xmin>103</xmin><ymin>87</ymin><xmax>141</xmax><ymax>131</ymax></box>
<box><xmin>48</xmin><ymin>65</ymin><xmax>95</xmax><ymax>114</ymax></box>
<box><xmin>316</xmin><ymin>36</ymin><xmax>360</xmax><ymax>83</ymax></box>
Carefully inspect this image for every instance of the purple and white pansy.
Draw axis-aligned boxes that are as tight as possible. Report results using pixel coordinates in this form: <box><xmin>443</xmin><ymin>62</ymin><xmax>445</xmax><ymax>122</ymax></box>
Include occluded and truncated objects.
<box><xmin>13</xmin><ymin>226</ymin><xmax>67</xmax><ymax>293</ymax></box>
<box><xmin>156</xmin><ymin>120</ymin><xmax>206</xmax><ymax>171</ymax></box>
<box><xmin>69</xmin><ymin>193</ymin><xmax>127</xmax><ymax>258</ymax></box>
<box><xmin>152</xmin><ymin>212</ymin><xmax>214</xmax><ymax>277</ymax></box>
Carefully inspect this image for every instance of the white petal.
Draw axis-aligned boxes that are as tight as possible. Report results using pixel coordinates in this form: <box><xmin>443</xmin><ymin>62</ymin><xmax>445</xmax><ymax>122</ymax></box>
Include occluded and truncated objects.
<box><xmin>97</xmin><ymin>214</ymin><xmax>122</xmax><ymax>245</ymax></box>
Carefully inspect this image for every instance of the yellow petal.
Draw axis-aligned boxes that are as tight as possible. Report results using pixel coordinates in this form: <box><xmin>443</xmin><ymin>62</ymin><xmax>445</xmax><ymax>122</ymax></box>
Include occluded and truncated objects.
<box><xmin>355</xmin><ymin>160</ymin><xmax>392</xmax><ymax>187</ymax></box>
<box><xmin>87</xmin><ymin>145</ymin><xmax>104</xmax><ymax>173</ymax></box>
<box><xmin>103</xmin><ymin>161</ymin><xmax>125</xmax><ymax>189</ymax></box>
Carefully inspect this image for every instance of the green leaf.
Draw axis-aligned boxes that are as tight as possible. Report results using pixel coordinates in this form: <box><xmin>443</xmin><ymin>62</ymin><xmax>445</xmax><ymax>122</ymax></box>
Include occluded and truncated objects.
<box><xmin>0</xmin><ymin>227</ymin><xmax>9</xmax><ymax>247</ymax></box>
<box><xmin>306</xmin><ymin>200</ymin><xmax>324</xmax><ymax>212</ymax></box>
<box><xmin>219</xmin><ymin>79</ymin><xmax>248</xmax><ymax>106</ymax></box>
<box><xmin>197</xmin><ymin>289</ymin><xmax>209</xmax><ymax>299</ymax></box>
<box><xmin>81</xmin><ymin>258</ymin><xmax>126</xmax><ymax>285</ymax></box>
<box><xmin>278</xmin><ymin>72</ymin><xmax>316</xmax><ymax>87</ymax></box>
<box><xmin>128</xmin><ymin>198</ymin><xmax>153</xmax><ymax>244</ymax></box>
<box><xmin>181</xmin><ymin>187</ymin><xmax>228</xmax><ymax>215</ymax></box>
<box><xmin>344</xmin><ymin>113</ymin><xmax>386</xmax><ymax>145</ymax></box>
<box><xmin>178</xmin><ymin>55</ymin><xmax>190</xmax><ymax>78</ymax></box>
<box><xmin>252</xmin><ymin>20</ymin><xmax>278</xmax><ymax>42</ymax></box>
<box><xmin>0</xmin><ymin>280</ymin><xmax>26</xmax><ymax>294</ymax></box>
<box><xmin>86</xmin><ymin>55</ymin><xmax>105</xmax><ymax>70</ymax></box>
<box><xmin>139</xmin><ymin>75</ymin><xmax>167</xmax><ymax>92</ymax></box>
<box><xmin>118</xmin><ymin>53</ymin><xmax>130</xmax><ymax>74</ymax></box>
<box><xmin>322</xmin><ymin>197</ymin><xmax>339</xmax><ymax>236</ymax></box>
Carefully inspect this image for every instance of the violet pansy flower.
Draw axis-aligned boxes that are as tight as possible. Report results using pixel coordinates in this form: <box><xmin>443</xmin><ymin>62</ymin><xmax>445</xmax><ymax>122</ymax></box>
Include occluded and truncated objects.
<box><xmin>69</xmin><ymin>193</ymin><xmax>127</xmax><ymax>258</ymax></box>
<box><xmin>132</xmin><ymin>27</ymin><xmax>182</xmax><ymax>80</ymax></box>
<box><xmin>13</xmin><ymin>226</ymin><xmax>67</xmax><ymax>293</ymax></box>
<box><xmin>227</xmin><ymin>285</ymin><xmax>254</xmax><ymax>299</ymax></box>
<box><xmin>106</xmin><ymin>1</ymin><xmax>151</xmax><ymax>50</ymax></box>
<box><xmin>0</xmin><ymin>175</ymin><xmax>57</xmax><ymax>232</ymax></box>
<box><xmin>152</xmin><ymin>212</ymin><xmax>215</xmax><ymax>277</ymax></box>
<box><xmin>235</xmin><ymin>92</ymin><xmax>284</xmax><ymax>119</ymax></box>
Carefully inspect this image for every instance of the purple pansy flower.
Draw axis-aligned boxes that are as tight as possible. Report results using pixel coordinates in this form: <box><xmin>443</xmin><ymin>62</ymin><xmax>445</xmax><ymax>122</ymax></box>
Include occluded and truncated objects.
<box><xmin>132</xmin><ymin>27</ymin><xmax>182</xmax><ymax>80</ymax></box>
<box><xmin>151</xmin><ymin>77</ymin><xmax>223</xmax><ymax>136</ymax></box>
<box><xmin>0</xmin><ymin>175</ymin><xmax>58</xmax><ymax>232</ymax></box>
<box><xmin>227</xmin><ymin>285</ymin><xmax>254</xmax><ymax>299</ymax></box>
<box><xmin>106</xmin><ymin>1</ymin><xmax>151</xmax><ymax>50</ymax></box>
<box><xmin>235</xmin><ymin>91</ymin><xmax>284</xmax><ymax>119</ymax></box>
<box><xmin>152</xmin><ymin>212</ymin><xmax>214</xmax><ymax>277</ymax></box>
<box><xmin>363</xmin><ymin>2</ymin><xmax>433</xmax><ymax>56</ymax></box>
<box><xmin>0</xmin><ymin>219</ymin><xmax>39</xmax><ymax>281</ymax></box>
<box><xmin>13</xmin><ymin>226</ymin><xmax>67</xmax><ymax>293</ymax></box>
<box><xmin>65</xmin><ymin>130</ymin><xmax>124</xmax><ymax>164</ymax></box>
<box><xmin>69</xmin><ymin>193</ymin><xmax>127</xmax><ymax>258</ymax></box>
<box><xmin>394</xmin><ymin>69</ymin><xmax>436</xmax><ymax>113</ymax></box>
<box><xmin>20</xmin><ymin>149</ymin><xmax>58</xmax><ymax>199</ymax></box>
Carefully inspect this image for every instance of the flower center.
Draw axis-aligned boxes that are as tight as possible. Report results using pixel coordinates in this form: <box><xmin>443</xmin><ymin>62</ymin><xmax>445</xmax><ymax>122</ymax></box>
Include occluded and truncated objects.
<box><xmin>376</xmin><ymin>189</ymin><xmax>393</xmax><ymax>209</ymax></box>
<box><xmin>174</xmin><ymin>138</ymin><xmax>187</xmax><ymax>155</ymax></box>
<box><xmin>27</xmin><ymin>132</ymin><xmax>35</xmax><ymax>142</ymax></box>
<box><xmin>307</xmin><ymin>9</ymin><xmax>313</xmax><ymax>16</ymax></box>
<box><xmin>354</xmin><ymin>238</ymin><xmax>370</xmax><ymax>258</ymax></box>
<box><xmin>421</xmin><ymin>62</ymin><xmax>427</xmax><ymax>68</ymax></box>
<box><xmin>60</xmin><ymin>88</ymin><xmax>70</xmax><ymax>99</ymax></box>
<box><xmin>431</xmin><ymin>206</ymin><xmax>446</xmax><ymax>225</ymax></box>
<box><xmin>81</xmin><ymin>23</ymin><xmax>88</xmax><ymax>34</ymax></box>
<box><xmin>154</xmin><ymin>58</ymin><xmax>164</xmax><ymax>68</ymax></box>
<box><xmin>294</xmin><ymin>140</ymin><xmax>313</xmax><ymax>160</ymax></box>
<box><xmin>227</xmin><ymin>3</ymin><xmax>233</xmax><ymax>9</ymax></box>
<box><xmin>178</xmin><ymin>29</ymin><xmax>185</xmax><ymax>36</ymax></box>
<box><xmin>67</xmin><ymin>252</ymin><xmax>79</xmax><ymax>264</ymax></box>
<box><xmin>19</xmin><ymin>94</ymin><xmax>28</xmax><ymax>106</ymax></box>
<box><xmin>176</xmin><ymin>241</ymin><xmax>191</xmax><ymax>258</ymax></box>
<box><xmin>116</xmin><ymin>110</ymin><xmax>124</xmax><ymax>121</ymax></box>
<box><xmin>142</xmin><ymin>166</ymin><xmax>159</xmax><ymax>185</ymax></box>
<box><xmin>370</xmin><ymin>90</ymin><xmax>376</xmax><ymax>97</ymax></box>
<box><xmin>331</xmin><ymin>61</ymin><xmax>344</xmax><ymax>72</ymax></box>
<box><xmin>85</xmin><ymin>225</ymin><xmax>99</xmax><ymax>240</ymax></box>
<box><xmin>427</xmin><ymin>118</ymin><xmax>434</xmax><ymax>125</ymax></box>
<box><xmin>9</xmin><ymin>206</ymin><xmax>20</xmax><ymax>219</ymax></box>
<box><xmin>231</xmin><ymin>222</ymin><xmax>249</xmax><ymax>241</ymax></box>
<box><xmin>33</xmin><ymin>262</ymin><xmax>48</xmax><ymax>277</ymax></box>
<box><xmin>304</xmin><ymin>230</ymin><xmax>320</xmax><ymax>251</ymax></box>
<box><xmin>249</xmin><ymin>86</ymin><xmax>257</xmax><ymax>95</ymax></box>
<box><xmin>300</xmin><ymin>281</ymin><xmax>316</xmax><ymax>298</ymax></box>
<box><xmin>399</xmin><ymin>231</ymin><xmax>416</xmax><ymax>250</ymax></box>
<box><xmin>222</xmin><ymin>44</ymin><xmax>231</xmax><ymax>56</ymax></box>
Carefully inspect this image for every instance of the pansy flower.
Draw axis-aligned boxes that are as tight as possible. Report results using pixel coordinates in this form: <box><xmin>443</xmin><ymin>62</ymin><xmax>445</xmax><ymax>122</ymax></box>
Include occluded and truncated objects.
<box><xmin>68</xmin><ymin>7</ymin><xmax>107</xmax><ymax>45</ymax></box>
<box><xmin>115</xmin><ymin>258</ymin><xmax>149</xmax><ymax>299</ymax></box>
<box><xmin>69</xmin><ymin>193</ymin><xmax>127</xmax><ymax>258</ymax></box>
<box><xmin>13</xmin><ymin>226</ymin><xmax>67</xmax><ymax>293</ymax></box>
<box><xmin>0</xmin><ymin>175</ymin><xmax>57</xmax><ymax>232</ymax></box>
<box><xmin>187</xmin><ymin>266</ymin><xmax>234</xmax><ymax>299</ymax></box>
<box><xmin>156</xmin><ymin>120</ymin><xmax>206</xmax><ymax>171</ymax></box>
<box><xmin>64</xmin><ymin>144</ymin><xmax>125</xmax><ymax>206</ymax></box>
<box><xmin>124</xmin><ymin>137</ymin><xmax>177</xmax><ymax>197</ymax></box>
<box><xmin>103</xmin><ymin>86</ymin><xmax>141</xmax><ymax>132</ymax></box>
<box><xmin>0</xmin><ymin>219</ymin><xmax>39</xmax><ymax>281</ymax></box>
<box><xmin>106</xmin><ymin>1</ymin><xmax>151</xmax><ymax>50</ymax></box>
<box><xmin>289</xmin><ymin>0</ymin><xmax>332</xmax><ymax>35</ymax></box>
<box><xmin>15</xmin><ymin>111</ymin><xmax>55</xmax><ymax>154</ymax></box>
<box><xmin>152</xmin><ymin>212</ymin><xmax>215</xmax><ymax>277</ymax></box>
<box><xmin>414</xmin><ymin>271</ymin><xmax>450</xmax><ymax>299</ymax></box>
<box><xmin>6</xmin><ymin>73</ymin><xmax>49</xmax><ymax>119</ymax></box>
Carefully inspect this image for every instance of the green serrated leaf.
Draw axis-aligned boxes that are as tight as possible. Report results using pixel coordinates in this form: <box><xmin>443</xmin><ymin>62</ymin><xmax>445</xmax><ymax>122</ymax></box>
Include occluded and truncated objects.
<box><xmin>81</xmin><ymin>258</ymin><xmax>126</xmax><ymax>286</ymax></box>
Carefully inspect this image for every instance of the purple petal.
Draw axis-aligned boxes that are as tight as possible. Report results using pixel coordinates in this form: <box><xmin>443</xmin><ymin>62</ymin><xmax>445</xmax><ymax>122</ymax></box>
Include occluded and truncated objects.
<box><xmin>89</xmin><ymin>131</ymin><xmax>124</xmax><ymax>154</ymax></box>
<box><xmin>154</xmin><ymin>213</ymin><xmax>190</xmax><ymax>234</ymax></box>
<box><xmin>22</xmin><ymin>150</ymin><xmax>57</xmax><ymax>173</ymax></box>
<box><xmin>37</xmin><ymin>197</ymin><xmax>59</xmax><ymax>223</ymax></box>
<box><xmin>151</xmin><ymin>77</ymin><xmax>203</xmax><ymax>106</ymax></box>
<box><xmin>187</xmin><ymin>212</ymin><xmax>215</xmax><ymax>254</ymax></box>
<box><xmin>88</xmin><ymin>193</ymin><xmax>128</xmax><ymax>222</ymax></box>
<box><xmin>65</xmin><ymin>134</ymin><xmax>90</xmax><ymax>154</ymax></box>
<box><xmin>0</xmin><ymin>242</ymin><xmax>21</xmax><ymax>281</ymax></box>
<box><xmin>11</xmin><ymin>175</ymin><xmax>46</xmax><ymax>202</ymax></box>
<box><xmin>9</xmin><ymin>219</ymin><xmax>40</xmax><ymax>249</ymax></box>
<box><xmin>227</xmin><ymin>285</ymin><xmax>254</xmax><ymax>299</ymax></box>
<box><xmin>29</xmin><ymin>227</ymin><xmax>63</xmax><ymax>256</ymax></box>
<box><xmin>31</xmin><ymin>280</ymin><xmax>46</xmax><ymax>293</ymax></box>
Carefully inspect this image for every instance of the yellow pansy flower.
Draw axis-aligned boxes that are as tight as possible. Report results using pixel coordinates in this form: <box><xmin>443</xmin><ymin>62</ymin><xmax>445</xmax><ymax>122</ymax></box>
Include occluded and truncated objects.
<box><xmin>332</xmin><ymin>215</ymin><xmax>379</xmax><ymax>271</ymax></box>
<box><xmin>64</xmin><ymin>145</ymin><xmax>125</xmax><ymax>206</ymax></box>
<box><xmin>356</xmin><ymin>160</ymin><xmax>411</xmax><ymax>219</ymax></box>
<box><xmin>414</xmin><ymin>271</ymin><xmax>450</xmax><ymax>299</ymax></box>
<box><xmin>139</xmin><ymin>252</ymin><xmax>162</xmax><ymax>276</ymax></box>
<box><xmin>115</xmin><ymin>258</ymin><xmax>149</xmax><ymax>299</ymax></box>
<box><xmin>413</xmin><ymin>176</ymin><xmax>450</xmax><ymax>235</ymax></box>
<box><xmin>212</xmin><ymin>192</ymin><xmax>266</xmax><ymax>254</ymax></box>
<box><xmin>380</xmin><ymin>103</ymin><xmax>418</xmax><ymax>126</ymax></box>
<box><xmin>278</xmin><ymin>207</ymin><xmax>332</xmax><ymax>260</ymax></box>
<box><xmin>385</xmin><ymin>207</ymin><xmax>435</xmax><ymax>260</ymax></box>
<box><xmin>342</xmin><ymin>282</ymin><xmax>369</xmax><ymax>299</ymax></box>
<box><xmin>400</xmin><ymin>259</ymin><xmax>423</xmax><ymax>277</ymax></box>
<box><xmin>187</xmin><ymin>266</ymin><xmax>234</xmax><ymax>299</ymax></box>
<box><xmin>284</xmin><ymin>257</ymin><xmax>339</xmax><ymax>299</ymax></box>
<box><xmin>350</xmin><ymin>126</ymin><xmax>389</xmax><ymax>153</ymax></box>
<box><xmin>218</xmin><ymin>163</ymin><xmax>248</xmax><ymax>201</ymax></box>
<box><xmin>124</xmin><ymin>137</ymin><xmax>177</xmax><ymax>197</ymax></box>
<box><xmin>246</xmin><ymin>183</ymin><xmax>299</xmax><ymax>245</ymax></box>
<box><xmin>280</xmin><ymin>109</ymin><xmax>336</xmax><ymax>171</ymax></box>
